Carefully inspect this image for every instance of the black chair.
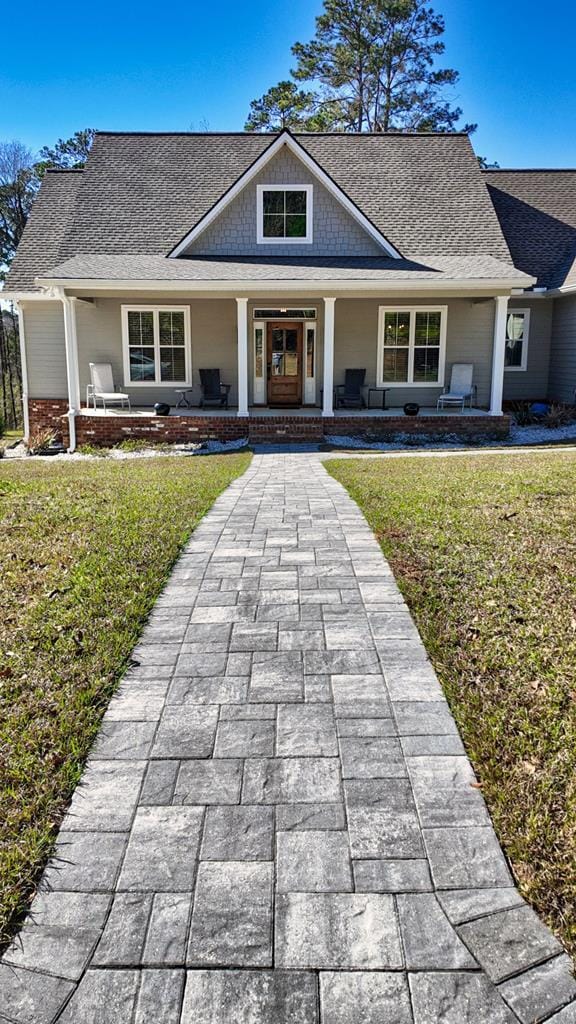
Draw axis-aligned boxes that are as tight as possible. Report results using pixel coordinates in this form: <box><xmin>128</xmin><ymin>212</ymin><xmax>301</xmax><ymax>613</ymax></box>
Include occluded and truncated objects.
<box><xmin>336</xmin><ymin>368</ymin><xmax>366</xmax><ymax>409</ymax></box>
<box><xmin>199</xmin><ymin>369</ymin><xmax>231</xmax><ymax>409</ymax></box>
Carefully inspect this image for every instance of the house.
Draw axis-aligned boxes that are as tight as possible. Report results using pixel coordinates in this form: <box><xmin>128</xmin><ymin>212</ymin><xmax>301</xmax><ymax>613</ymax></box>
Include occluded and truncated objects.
<box><xmin>3</xmin><ymin>129</ymin><xmax>576</xmax><ymax>447</ymax></box>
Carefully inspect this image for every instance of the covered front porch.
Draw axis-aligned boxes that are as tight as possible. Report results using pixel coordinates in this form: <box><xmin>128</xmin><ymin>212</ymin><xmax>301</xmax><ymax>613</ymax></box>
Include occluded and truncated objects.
<box><xmin>26</xmin><ymin>285</ymin><xmax>514</xmax><ymax>448</ymax></box>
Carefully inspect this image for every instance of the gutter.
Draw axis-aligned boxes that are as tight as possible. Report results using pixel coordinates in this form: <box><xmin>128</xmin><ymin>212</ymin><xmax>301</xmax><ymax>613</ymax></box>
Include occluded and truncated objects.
<box><xmin>35</xmin><ymin>275</ymin><xmax>537</xmax><ymax>294</ymax></box>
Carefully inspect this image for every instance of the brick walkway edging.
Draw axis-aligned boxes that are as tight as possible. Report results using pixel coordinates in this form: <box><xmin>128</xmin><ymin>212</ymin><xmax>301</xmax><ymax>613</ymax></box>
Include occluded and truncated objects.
<box><xmin>0</xmin><ymin>453</ymin><xmax>574</xmax><ymax>1024</ymax></box>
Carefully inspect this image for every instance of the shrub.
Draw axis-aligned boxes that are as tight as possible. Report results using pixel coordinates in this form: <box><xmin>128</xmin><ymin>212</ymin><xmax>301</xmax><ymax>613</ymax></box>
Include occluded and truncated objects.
<box><xmin>544</xmin><ymin>403</ymin><xmax>576</xmax><ymax>429</ymax></box>
<box><xmin>26</xmin><ymin>429</ymin><xmax>58</xmax><ymax>455</ymax></box>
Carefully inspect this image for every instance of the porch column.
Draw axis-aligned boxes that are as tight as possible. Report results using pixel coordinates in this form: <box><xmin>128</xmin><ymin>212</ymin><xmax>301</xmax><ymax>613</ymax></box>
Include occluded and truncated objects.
<box><xmin>490</xmin><ymin>295</ymin><xmax>509</xmax><ymax>416</ymax></box>
<box><xmin>236</xmin><ymin>297</ymin><xmax>249</xmax><ymax>417</ymax></box>
<box><xmin>322</xmin><ymin>297</ymin><xmax>336</xmax><ymax>417</ymax></box>
<box><xmin>61</xmin><ymin>294</ymin><xmax>81</xmax><ymax>451</ymax></box>
<box><xmin>16</xmin><ymin>302</ymin><xmax>30</xmax><ymax>443</ymax></box>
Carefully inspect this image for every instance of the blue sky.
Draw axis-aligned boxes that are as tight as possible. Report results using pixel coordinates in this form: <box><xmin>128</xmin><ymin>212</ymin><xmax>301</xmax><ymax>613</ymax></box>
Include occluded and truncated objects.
<box><xmin>1</xmin><ymin>0</ymin><xmax>575</xmax><ymax>166</ymax></box>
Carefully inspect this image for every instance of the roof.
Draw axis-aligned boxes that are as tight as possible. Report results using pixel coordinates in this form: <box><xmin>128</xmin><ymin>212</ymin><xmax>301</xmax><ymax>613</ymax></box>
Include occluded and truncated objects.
<box><xmin>483</xmin><ymin>169</ymin><xmax>576</xmax><ymax>288</ymax></box>
<box><xmin>5</xmin><ymin>170</ymin><xmax>83</xmax><ymax>292</ymax></box>
<box><xmin>5</xmin><ymin>131</ymin><xmax>518</xmax><ymax>292</ymax></box>
<box><xmin>39</xmin><ymin>252</ymin><xmax>531</xmax><ymax>287</ymax></box>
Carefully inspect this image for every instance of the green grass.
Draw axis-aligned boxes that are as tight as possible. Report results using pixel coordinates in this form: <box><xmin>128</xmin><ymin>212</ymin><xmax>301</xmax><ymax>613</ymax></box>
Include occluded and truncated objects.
<box><xmin>0</xmin><ymin>453</ymin><xmax>250</xmax><ymax>947</ymax></box>
<box><xmin>326</xmin><ymin>451</ymin><xmax>576</xmax><ymax>956</ymax></box>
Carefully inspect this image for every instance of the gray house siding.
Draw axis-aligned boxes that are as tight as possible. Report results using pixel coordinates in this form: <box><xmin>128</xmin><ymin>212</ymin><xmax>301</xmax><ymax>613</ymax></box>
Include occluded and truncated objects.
<box><xmin>549</xmin><ymin>295</ymin><xmax>576</xmax><ymax>403</ymax></box>
<box><xmin>22</xmin><ymin>301</ymin><xmax>67</xmax><ymax>399</ymax></box>
<box><xmin>333</xmin><ymin>297</ymin><xmax>496</xmax><ymax>408</ymax></box>
<box><xmin>185</xmin><ymin>147</ymin><xmax>383</xmax><ymax>259</ymax></box>
<box><xmin>76</xmin><ymin>298</ymin><xmax>239</xmax><ymax>408</ymax></box>
<box><xmin>502</xmin><ymin>299</ymin><xmax>552</xmax><ymax>402</ymax></box>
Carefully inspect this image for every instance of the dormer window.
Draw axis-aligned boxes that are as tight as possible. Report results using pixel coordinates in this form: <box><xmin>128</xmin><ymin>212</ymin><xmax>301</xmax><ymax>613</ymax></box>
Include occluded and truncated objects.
<box><xmin>256</xmin><ymin>185</ymin><xmax>313</xmax><ymax>244</ymax></box>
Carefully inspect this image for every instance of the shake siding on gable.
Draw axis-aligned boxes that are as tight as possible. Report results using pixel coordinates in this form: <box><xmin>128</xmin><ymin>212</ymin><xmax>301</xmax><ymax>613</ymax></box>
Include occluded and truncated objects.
<box><xmin>185</xmin><ymin>148</ymin><xmax>384</xmax><ymax>259</ymax></box>
<box><xmin>549</xmin><ymin>295</ymin><xmax>576</xmax><ymax>403</ymax></box>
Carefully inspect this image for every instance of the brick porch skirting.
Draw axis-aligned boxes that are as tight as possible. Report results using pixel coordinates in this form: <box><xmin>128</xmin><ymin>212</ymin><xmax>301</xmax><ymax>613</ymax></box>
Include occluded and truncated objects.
<box><xmin>27</xmin><ymin>399</ymin><xmax>510</xmax><ymax>448</ymax></box>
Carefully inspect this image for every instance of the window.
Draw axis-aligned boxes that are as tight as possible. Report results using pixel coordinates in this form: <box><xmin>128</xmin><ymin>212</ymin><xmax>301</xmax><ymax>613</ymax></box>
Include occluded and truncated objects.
<box><xmin>505</xmin><ymin>308</ymin><xmax>530</xmax><ymax>371</ymax></box>
<box><xmin>253</xmin><ymin>308</ymin><xmax>316</xmax><ymax>320</ymax></box>
<box><xmin>256</xmin><ymin>185</ymin><xmax>313</xmax><ymax>244</ymax></box>
<box><xmin>377</xmin><ymin>307</ymin><xmax>447</xmax><ymax>387</ymax></box>
<box><xmin>121</xmin><ymin>306</ymin><xmax>191</xmax><ymax>386</ymax></box>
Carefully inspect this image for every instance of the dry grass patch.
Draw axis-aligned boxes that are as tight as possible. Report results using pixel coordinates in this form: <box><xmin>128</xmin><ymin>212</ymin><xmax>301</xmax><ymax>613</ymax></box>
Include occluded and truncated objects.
<box><xmin>327</xmin><ymin>451</ymin><xmax>576</xmax><ymax>956</ymax></box>
<box><xmin>0</xmin><ymin>453</ymin><xmax>250</xmax><ymax>947</ymax></box>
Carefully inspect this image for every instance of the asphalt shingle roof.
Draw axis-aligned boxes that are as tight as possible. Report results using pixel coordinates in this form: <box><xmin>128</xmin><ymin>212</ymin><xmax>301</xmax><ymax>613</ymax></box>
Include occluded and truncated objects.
<box><xmin>5</xmin><ymin>131</ymin><xmax>520</xmax><ymax>292</ymax></box>
<box><xmin>484</xmin><ymin>169</ymin><xmax>576</xmax><ymax>288</ymax></box>
<box><xmin>40</xmin><ymin>252</ymin><xmax>530</xmax><ymax>284</ymax></box>
<box><xmin>6</xmin><ymin>170</ymin><xmax>83</xmax><ymax>291</ymax></box>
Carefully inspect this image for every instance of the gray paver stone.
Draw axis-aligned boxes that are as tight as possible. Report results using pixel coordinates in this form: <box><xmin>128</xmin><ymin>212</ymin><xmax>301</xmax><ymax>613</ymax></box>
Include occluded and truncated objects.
<box><xmin>457</xmin><ymin>904</ymin><xmax>563</xmax><ymax>982</ymax></box>
<box><xmin>277</xmin><ymin>831</ymin><xmax>353</xmax><ymax>892</ymax></box>
<box><xmin>320</xmin><ymin>971</ymin><xmax>413</xmax><ymax>1024</ymax></box>
<box><xmin>0</xmin><ymin>964</ymin><xmax>74</xmax><ymax>1024</ymax></box>
<box><xmin>396</xmin><ymin>894</ymin><xmax>476</xmax><ymax>969</ymax></box>
<box><xmin>276</xmin><ymin>704</ymin><xmax>338</xmax><ymax>756</ymax></box>
<box><xmin>92</xmin><ymin>893</ymin><xmax>152</xmax><ymax>966</ymax></box>
<box><xmin>117</xmin><ymin>806</ymin><xmax>204</xmax><ymax>891</ymax></box>
<box><xmin>242</xmin><ymin>757</ymin><xmax>341</xmax><ymax>804</ymax></box>
<box><xmin>275</xmin><ymin>892</ymin><xmax>403</xmax><ymax>969</ymax></box>
<box><xmin>201</xmin><ymin>805</ymin><xmax>274</xmax><ymax>860</ymax></box>
<box><xmin>151</xmin><ymin>706</ymin><xmax>218</xmax><ymax>758</ymax></box>
<box><xmin>353</xmin><ymin>859</ymin><xmax>432</xmax><ymax>893</ymax></box>
<box><xmin>409</xmin><ymin>971</ymin><xmax>517</xmax><ymax>1023</ymax></box>
<box><xmin>58</xmin><ymin>969</ymin><xmax>140</xmax><ymax>1023</ymax></box>
<box><xmin>135</xmin><ymin>970</ymin><xmax>185</xmax><ymax>1024</ymax></box>
<box><xmin>181</xmin><ymin>969</ymin><xmax>319</xmax><ymax>1024</ymax></box>
<box><xmin>423</xmin><ymin>826</ymin><xmax>513</xmax><ymax>889</ymax></box>
<box><xmin>143</xmin><ymin>893</ymin><xmax>192</xmax><ymax>964</ymax></box>
<box><xmin>3</xmin><ymin>891</ymin><xmax>110</xmax><ymax>980</ymax></box>
<box><xmin>498</xmin><ymin>954</ymin><xmax>576</xmax><ymax>1023</ymax></box>
<box><xmin>188</xmin><ymin>862</ymin><xmax>273</xmax><ymax>966</ymax></box>
<box><xmin>173</xmin><ymin>759</ymin><xmax>242</xmax><ymax>804</ymax></box>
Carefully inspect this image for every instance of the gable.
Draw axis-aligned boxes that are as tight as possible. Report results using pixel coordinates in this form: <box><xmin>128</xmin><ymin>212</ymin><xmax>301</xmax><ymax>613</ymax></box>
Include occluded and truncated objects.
<box><xmin>177</xmin><ymin>141</ymin><xmax>389</xmax><ymax>260</ymax></box>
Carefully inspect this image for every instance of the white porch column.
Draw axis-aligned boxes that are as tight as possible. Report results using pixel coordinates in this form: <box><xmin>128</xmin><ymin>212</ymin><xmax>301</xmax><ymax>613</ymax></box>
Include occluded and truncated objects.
<box><xmin>490</xmin><ymin>295</ymin><xmax>509</xmax><ymax>416</ymax></box>
<box><xmin>236</xmin><ymin>297</ymin><xmax>249</xmax><ymax>417</ymax></box>
<box><xmin>322</xmin><ymin>297</ymin><xmax>336</xmax><ymax>417</ymax></box>
<box><xmin>61</xmin><ymin>293</ymin><xmax>81</xmax><ymax>451</ymax></box>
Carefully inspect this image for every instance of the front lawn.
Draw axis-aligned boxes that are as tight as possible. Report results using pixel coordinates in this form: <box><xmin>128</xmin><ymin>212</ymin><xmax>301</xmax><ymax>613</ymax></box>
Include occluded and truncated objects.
<box><xmin>0</xmin><ymin>453</ymin><xmax>250</xmax><ymax>947</ymax></box>
<box><xmin>327</xmin><ymin>451</ymin><xmax>576</xmax><ymax>956</ymax></box>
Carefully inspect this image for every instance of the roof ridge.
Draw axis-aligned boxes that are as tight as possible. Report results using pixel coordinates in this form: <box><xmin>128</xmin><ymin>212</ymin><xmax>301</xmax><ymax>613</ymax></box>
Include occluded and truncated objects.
<box><xmin>93</xmin><ymin>130</ymin><xmax>471</xmax><ymax>139</ymax></box>
<box><xmin>484</xmin><ymin>168</ymin><xmax>576</xmax><ymax>174</ymax></box>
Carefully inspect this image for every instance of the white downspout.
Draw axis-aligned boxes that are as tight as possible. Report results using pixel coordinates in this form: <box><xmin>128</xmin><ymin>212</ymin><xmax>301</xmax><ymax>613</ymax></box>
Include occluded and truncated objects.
<box><xmin>15</xmin><ymin>301</ymin><xmax>30</xmax><ymax>442</ymax></box>
<box><xmin>59</xmin><ymin>291</ymin><xmax>81</xmax><ymax>452</ymax></box>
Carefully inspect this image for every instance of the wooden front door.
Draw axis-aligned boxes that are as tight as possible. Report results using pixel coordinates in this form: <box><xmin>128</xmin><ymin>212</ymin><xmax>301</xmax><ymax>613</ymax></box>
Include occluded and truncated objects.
<box><xmin>267</xmin><ymin>322</ymin><xmax>303</xmax><ymax>406</ymax></box>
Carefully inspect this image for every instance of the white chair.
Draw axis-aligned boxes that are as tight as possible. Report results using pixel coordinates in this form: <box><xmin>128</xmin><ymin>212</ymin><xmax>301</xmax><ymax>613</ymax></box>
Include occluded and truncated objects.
<box><xmin>87</xmin><ymin>363</ymin><xmax>131</xmax><ymax>411</ymax></box>
<box><xmin>437</xmin><ymin>363</ymin><xmax>476</xmax><ymax>411</ymax></box>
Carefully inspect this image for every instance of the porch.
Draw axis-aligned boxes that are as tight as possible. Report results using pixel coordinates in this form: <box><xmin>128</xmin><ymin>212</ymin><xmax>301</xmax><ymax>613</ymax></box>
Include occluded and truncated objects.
<box><xmin>24</xmin><ymin>289</ymin><xmax>514</xmax><ymax>448</ymax></box>
<box><xmin>67</xmin><ymin>403</ymin><xmax>508</xmax><ymax>446</ymax></box>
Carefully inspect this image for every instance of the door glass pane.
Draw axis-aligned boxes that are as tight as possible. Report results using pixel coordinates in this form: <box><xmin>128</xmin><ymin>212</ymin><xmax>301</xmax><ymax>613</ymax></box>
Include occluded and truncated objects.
<box><xmin>413</xmin><ymin>346</ymin><xmax>440</xmax><ymax>382</ymax></box>
<box><xmin>129</xmin><ymin>346</ymin><xmax>156</xmax><ymax>381</ymax></box>
<box><xmin>306</xmin><ymin>328</ymin><xmax>315</xmax><ymax>378</ymax></box>
<box><xmin>160</xmin><ymin>347</ymin><xmax>185</xmax><ymax>382</ymax></box>
<box><xmin>382</xmin><ymin>348</ymin><xmax>409</xmax><ymax>382</ymax></box>
<box><xmin>284</xmin><ymin>330</ymin><xmax>298</xmax><ymax>376</ymax></box>
<box><xmin>254</xmin><ymin>327</ymin><xmax>264</xmax><ymax>378</ymax></box>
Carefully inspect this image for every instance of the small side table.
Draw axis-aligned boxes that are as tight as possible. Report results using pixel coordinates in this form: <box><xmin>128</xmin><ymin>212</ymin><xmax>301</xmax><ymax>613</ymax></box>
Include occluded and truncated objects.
<box><xmin>367</xmin><ymin>387</ymin><xmax>389</xmax><ymax>410</ymax></box>
<box><xmin>175</xmin><ymin>389</ymin><xmax>194</xmax><ymax>409</ymax></box>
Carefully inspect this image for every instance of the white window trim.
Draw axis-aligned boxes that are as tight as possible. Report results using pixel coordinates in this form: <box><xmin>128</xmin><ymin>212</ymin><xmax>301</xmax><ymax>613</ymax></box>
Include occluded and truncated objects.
<box><xmin>377</xmin><ymin>306</ymin><xmax>447</xmax><ymax>388</ymax></box>
<box><xmin>256</xmin><ymin>184</ymin><xmax>313</xmax><ymax>245</ymax></box>
<box><xmin>121</xmin><ymin>305</ymin><xmax>191</xmax><ymax>387</ymax></box>
<box><xmin>504</xmin><ymin>307</ymin><xmax>530</xmax><ymax>372</ymax></box>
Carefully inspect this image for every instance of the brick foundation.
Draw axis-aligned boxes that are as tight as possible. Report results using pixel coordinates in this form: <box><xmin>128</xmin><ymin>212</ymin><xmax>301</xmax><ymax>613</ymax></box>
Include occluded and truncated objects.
<box><xmin>26</xmin><ymin>399</ymin><xmax>510</xmax><ymax>448</ymax></box>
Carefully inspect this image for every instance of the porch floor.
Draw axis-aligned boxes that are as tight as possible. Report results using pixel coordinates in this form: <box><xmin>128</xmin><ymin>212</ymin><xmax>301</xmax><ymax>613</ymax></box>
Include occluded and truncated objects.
<box><xmin>79</xmin><ymin>406</ymin><xmax>490</xmax><ymax>419</ymax></box>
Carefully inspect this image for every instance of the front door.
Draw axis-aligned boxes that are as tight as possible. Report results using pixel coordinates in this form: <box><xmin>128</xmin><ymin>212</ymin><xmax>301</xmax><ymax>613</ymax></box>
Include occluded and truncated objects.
<box><xmin>267</xmin><ymin>322</ymin><xmax>303</xmax><ymax>406</ymax></box>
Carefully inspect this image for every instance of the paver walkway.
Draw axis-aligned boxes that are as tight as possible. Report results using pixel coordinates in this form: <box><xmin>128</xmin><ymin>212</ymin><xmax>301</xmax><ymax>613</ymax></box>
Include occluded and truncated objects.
<box><xmin>1</xmin><ymin>454</ymin><xmax>574</xmax><ymax>1024</ymax></box>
